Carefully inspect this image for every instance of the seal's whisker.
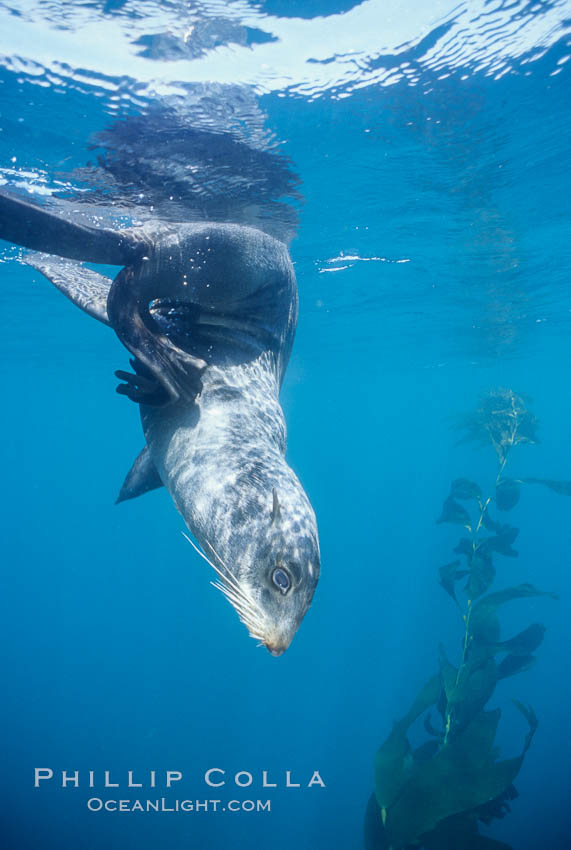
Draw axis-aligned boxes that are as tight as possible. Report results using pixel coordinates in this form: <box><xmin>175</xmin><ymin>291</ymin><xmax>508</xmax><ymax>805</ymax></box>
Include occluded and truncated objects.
<box><xmin>183</xmin><ymin>531</ymin><xmax>247</xmax><ymax>598</ymax></box>
<box><xmin>203</xmin><ymin>542</ymin><xmax>267</xmax><ymax>620</ymax></box>
<box><xmin>203</xmin><ymin>541</ymin><xmax>259</xmax><ymax>603</ymax></box>
<box><xmin>202</xmin><ymin>539</ymin><xmax>263</xmax><ymax>606</ymax></box>
<box><xmin>211</xmin><ymin>582</ymin><xmax>252</xmax><ymax>616</ymax></box>
<box><xmin>223</xmin><ymin>602</ymin><xmax>265</xmax><ymax>637</ymax></box>
<box><xmin>202</xmin><ymin>538</ymin><xmax>237</xmax><ymax>579</ymax></box>
<box><xmin>217</xmin><ymin>590</ymin><xmax>249</xmax><ymax>614</ymax></box>
<box><xmin>182</xmin><ymin>531</ymin><xmax>219</xmax><ymax>571</ymax></box>
<box><xmin>214</xmin><ymin>577</ymin><xmax>262</xmax><ymax>618</ymax></box>
<box><xmin>215</xmin><ymin>579</ymin><xmax>253</xmax><ymax>606</ymax></box>
<box><xmin>211</xmin><ymin>581</ymin><xmax>263</xmax><ymax>625</ymax></box>
<box><xmin>183</xmin><ymin>531</ymin><xmax>268</xmax><ymax>639</ymax></box>
<box><xmin>210</xmin><ymin>580</ymin><xmax>268</xmax><ymax>640</ymax></box>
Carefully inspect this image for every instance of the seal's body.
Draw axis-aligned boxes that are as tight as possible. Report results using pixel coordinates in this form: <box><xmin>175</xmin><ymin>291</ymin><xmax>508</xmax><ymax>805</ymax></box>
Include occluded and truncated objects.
<box><xmin>0</xmin><ymin>192</ymin><xmax>320</xmax><ymax>654</ymax></box>
<box><xmin>146</xmin><ymin>354</ymin><xmax>319</xmax><ymax>654</ymax></box>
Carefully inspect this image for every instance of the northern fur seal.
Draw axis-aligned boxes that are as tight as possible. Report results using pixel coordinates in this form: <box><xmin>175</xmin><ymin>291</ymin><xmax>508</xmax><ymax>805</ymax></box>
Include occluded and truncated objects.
<box><xmin>0</xmin><ymin>190</ymin><xmax>320</xmax><ymax>655</ymax></box>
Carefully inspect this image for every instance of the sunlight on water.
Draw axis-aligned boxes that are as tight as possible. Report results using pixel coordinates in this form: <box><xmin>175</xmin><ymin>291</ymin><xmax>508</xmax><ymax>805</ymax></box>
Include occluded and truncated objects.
<box><xmin>0</xmin><ymin>0</ymin><xmax>570</xmax><ymax>98</ymax></box>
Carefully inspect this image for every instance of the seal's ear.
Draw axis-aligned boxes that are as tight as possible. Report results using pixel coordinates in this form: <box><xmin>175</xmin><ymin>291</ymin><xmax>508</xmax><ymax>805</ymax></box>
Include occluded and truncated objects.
<box><xmin>271</xmin><ymin>488</ymin><xmax>282</xmax><ymax>524</ymax></box>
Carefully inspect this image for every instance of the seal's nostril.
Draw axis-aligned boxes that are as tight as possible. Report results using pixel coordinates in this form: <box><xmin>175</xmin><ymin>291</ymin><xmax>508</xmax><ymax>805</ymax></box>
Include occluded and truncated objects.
<box><xmin>267</xmin><ymin>645</ymin><xmax>285</xmax><ymax>657</ymax></box>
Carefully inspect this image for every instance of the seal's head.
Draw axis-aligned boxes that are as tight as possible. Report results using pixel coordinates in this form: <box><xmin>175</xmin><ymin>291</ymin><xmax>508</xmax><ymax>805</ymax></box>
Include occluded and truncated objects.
<box><xmin>193</xmin><ymin>476</ymin><xmax>320</xmax><ymax>656</ymax></box>
<box><xmin>254</xmin><ymin>486</ymin><xmax>320</xmax><ymax>656</ymax></box>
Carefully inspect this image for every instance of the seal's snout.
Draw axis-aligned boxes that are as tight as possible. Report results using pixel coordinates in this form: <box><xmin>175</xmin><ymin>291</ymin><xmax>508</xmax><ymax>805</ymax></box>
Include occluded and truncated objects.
<box><xmin>264</xmin><ymin>628</ymin><xmax>296</xmax><ymax>657</ymax></box>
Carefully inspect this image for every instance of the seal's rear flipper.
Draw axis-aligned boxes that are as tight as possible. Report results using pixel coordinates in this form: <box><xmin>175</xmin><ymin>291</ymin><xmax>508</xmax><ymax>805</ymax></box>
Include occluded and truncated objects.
<box><xmin>24</xmin><ymin>253</ymin><xmax>112</xmax><ymax>325</ymax></box>
<box><xmin>0</xmin><ymin>189</ymin><xmax>145</xmax><ymax>265</ymax></box>
<box><xmin>116</xmin><ymin>446</ymin><xmax>163</xmax><ymax>504</ymax></box>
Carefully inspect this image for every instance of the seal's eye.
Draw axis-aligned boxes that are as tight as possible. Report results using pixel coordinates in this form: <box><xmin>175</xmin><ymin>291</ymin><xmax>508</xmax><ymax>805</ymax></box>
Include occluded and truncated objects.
<box><xmin>272</xmin><ymin>567</ymin><xmax>291</xmax><ymax>594</ymax></box>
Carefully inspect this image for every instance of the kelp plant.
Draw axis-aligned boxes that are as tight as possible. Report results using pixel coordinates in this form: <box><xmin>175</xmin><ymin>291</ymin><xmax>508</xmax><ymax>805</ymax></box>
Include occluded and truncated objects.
<box><xmin>364</xmin><ymin>389</ymin><xmax>565</xmax><ymax>850</ymax></box>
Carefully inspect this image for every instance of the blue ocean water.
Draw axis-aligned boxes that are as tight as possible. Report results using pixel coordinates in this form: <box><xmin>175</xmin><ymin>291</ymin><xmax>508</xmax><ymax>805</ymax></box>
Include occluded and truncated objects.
<box><xmin>1</xmin><ymin>1</ymin><xmax>570</xmax><ymax>848</ymax></box>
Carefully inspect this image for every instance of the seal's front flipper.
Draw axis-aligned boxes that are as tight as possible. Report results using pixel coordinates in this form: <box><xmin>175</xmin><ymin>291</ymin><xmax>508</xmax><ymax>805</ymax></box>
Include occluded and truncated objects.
<box><xmin>116</xmin><ymin>446</ymin><xmax>163</xmax><ymax>504</ymax></box>
<box><xmin>115</xmin><ymin>359</ymin><xmax>169</xmax><ymax>405</ymax></box>
<box><xmin>0</xmin><ymin>189</ymin><xmax>146</xmax><ymax>265</ymax></box>
<box><xmin>24</xmin><ymin>253</ymin><xmax>112</xmax><ymax>325</ymax></box>
<box><xmin>108</xmin><ymin>268</ymin><xmax>207</xmax><ymax>405</ymax></box>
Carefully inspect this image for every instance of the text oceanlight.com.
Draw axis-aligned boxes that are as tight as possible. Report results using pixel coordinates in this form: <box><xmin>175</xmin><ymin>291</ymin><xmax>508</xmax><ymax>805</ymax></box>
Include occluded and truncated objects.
<box><xmin>87</xmin><ymin>798</ymin><xmax>271</xmax><ymax>813</ymax></box>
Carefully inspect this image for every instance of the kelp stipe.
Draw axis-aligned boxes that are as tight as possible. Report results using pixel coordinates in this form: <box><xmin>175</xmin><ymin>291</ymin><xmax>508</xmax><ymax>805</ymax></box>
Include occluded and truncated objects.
<box><xmin>364</xmin><ymin>389</ymin><xmax>566</xmax><ymax>850</ymax></box>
